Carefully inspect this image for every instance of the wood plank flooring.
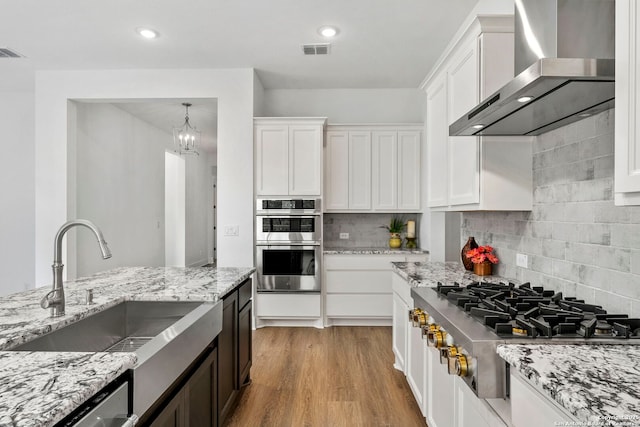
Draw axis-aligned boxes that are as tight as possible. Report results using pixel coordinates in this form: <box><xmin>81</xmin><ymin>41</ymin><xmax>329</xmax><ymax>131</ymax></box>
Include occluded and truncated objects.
<box><xmin>224</xmin><ymin>326</ymin><xmax>427</xmax><ymax>427</ymax></box>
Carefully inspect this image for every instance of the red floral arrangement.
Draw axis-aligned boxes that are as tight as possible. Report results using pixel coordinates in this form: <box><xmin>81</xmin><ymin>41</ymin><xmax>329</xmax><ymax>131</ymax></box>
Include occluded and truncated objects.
<box><xmin>465</xmin><ymin>245</ymin><xmax>499</xmax><ymax>264</ymax></box>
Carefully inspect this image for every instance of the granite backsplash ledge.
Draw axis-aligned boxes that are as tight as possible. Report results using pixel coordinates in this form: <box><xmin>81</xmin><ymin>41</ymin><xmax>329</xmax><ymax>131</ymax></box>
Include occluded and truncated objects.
<box><xmin>324</xmin><ymin>213</ymin><xmax>419</xmax><ymax>248</ymax></box>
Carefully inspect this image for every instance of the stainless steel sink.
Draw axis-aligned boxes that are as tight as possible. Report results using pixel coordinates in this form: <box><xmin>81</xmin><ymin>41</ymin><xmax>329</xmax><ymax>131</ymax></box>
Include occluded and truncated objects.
<box><xmin>12</xmin><ymin>300</ymin><xmax>223</xmax><ymax>418</ymax></box>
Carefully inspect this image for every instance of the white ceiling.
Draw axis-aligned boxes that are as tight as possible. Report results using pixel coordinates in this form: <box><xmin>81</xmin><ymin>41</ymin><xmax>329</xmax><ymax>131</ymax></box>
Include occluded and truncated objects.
<box><xmin>0</xmin><ymin>0</ymin><xmax>480</xmax><ymax>89</ymax></box>
<box><xmin>3</xmin><ymin>0</ymin><xmax>482</xmax><ymax>157</ymax></box>
<box><xmin>111</xmin><ymin>99</ymin><xmax>218</xmax><ymax>154</ymax></box>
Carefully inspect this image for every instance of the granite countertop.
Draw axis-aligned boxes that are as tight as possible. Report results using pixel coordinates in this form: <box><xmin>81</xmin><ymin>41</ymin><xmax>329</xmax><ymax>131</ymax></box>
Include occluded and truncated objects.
<box><xmin>391</xmin><ymin>261</ymin><xmax>513</xmax><ymax>287</ymax></box>
<box><xmin>498</xmin><ymin>344</ymin><xmax>640</xmax><ymax>426</ymax></box>
<box><xmin>323</xmin><ymin>246</ymin><xmax>428</xmax><ymax>255</ymax></box>
<box><xmin>0</xmin><ymin>265</ymin><xmax>255</xmax><ymax>427</ymax></box>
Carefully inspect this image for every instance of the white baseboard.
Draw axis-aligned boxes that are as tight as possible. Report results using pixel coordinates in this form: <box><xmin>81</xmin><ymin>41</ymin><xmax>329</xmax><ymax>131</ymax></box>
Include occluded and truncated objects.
<box><xmin>255</xmin><ymin>317</ymin><xmax>324</xmax><ymax>329</ymax></box>
<box><xmin>324</xmin><ymin>318</ymin><xmax>392</xmax><ymax>327</ymax></box>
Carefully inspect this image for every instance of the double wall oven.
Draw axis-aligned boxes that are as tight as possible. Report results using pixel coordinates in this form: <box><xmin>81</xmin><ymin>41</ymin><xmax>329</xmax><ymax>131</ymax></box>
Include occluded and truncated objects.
<box><xmin>255</xmin><ymin>198</ymin><xmax>321</xmax><ymax>293</ymax></box>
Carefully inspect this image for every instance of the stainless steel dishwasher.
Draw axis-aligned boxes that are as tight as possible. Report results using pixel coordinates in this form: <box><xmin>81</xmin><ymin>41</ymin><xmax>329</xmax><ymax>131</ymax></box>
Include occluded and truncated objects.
<box><xmin>56</xmin><ymin>374</ymin><xmax>137</xmax><ymax>427</ymax></box>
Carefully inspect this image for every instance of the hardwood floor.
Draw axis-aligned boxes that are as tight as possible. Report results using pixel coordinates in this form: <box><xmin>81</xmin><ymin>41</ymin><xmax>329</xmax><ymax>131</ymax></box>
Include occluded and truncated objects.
<box><xmin>224</xmin><ymin>326</ymin><xmax>427</xmax><ymax>427</ymax></box>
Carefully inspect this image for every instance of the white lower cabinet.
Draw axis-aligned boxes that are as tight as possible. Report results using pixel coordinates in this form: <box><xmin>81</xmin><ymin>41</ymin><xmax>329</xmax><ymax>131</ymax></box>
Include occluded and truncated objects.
<box><xmin>392</xmin><ymin>272</ymin><xmax>413</xmax><ymax>372</ymax></box>
<box><xmin>510</xmin><ymin>372</ymin><xmax>577</xmax><ymax>427</ymax></box>
<box><xmin>254</xmin><ymin>293</ymin><xmax>323</xmax><ymax>328</ymax></box>
<box><xmin>406</xmin><ymin>317</ymin><xmax>427</xmax><ymax>416</ymax></box>
<box><xmin>393</xmin><ymin>272</ymin><xmax>509</xmax><ymax>427</ymax></box>
<box><xmin>325</xmin><ymin>254</ymin><xmax>427</xmax><ymax>326</ymax></box>
<box><xmin>427</xmin><ymin>345</ymin><xmax>456</xmax><ymax>427</ymax></box>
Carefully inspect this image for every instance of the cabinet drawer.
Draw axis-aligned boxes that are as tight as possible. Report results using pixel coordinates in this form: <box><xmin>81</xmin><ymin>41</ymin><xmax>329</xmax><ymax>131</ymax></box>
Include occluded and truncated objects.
<box><xmin>324</xmin><ymin>254</ymin><xmax>406</xmax><ymax>270</ymax></box>
<box><xmin>238</xmin><ymin>279</ymin><xmax>252</xmax><ymax>310</ymax></box>
<box><xmin>325</xmin><ymin>294</ymin><xmax>392</xmax><ymax>318</ymax></box>
<box><xmin>255</xmin><ymin>293</ymin><xmax>321</xmax><ymax>318</ymax></box>
<box><xmin>325</xmin><ymin>270</ymin><xmax>392</xmax><ymax>294</ymax></box>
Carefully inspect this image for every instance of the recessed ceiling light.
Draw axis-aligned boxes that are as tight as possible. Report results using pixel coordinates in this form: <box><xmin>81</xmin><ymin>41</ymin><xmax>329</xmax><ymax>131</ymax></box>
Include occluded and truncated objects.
<box><xmin>517</xmin><ymin>96</ymin><xmax>534</xmax><ymax>103</ymax></box>
<box><xmin>472</xmin><ymin>124</ymin><xmax>485</xmax><ymax>129</ymax></box>
<box><xmin>318</xmin><ymin>26</ymin><xmax>339</xmax><ymax>38</ymax></box>
<box><xmin>137</xmin><ymin>28</ymin><xmax>159</xmax><ymax>39</ymax></box>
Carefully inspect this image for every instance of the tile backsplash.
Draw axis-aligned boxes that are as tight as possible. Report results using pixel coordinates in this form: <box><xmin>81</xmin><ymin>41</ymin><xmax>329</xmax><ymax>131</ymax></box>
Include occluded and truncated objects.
<box><xmin>324</xmin><ymin>213</ymin><xmax>419</xmax><ymax>248</ymax></box>
<box><xmin>461</xmin><ymin>109</ymin><xmax>640</xmax><ymax>316</ymax></box>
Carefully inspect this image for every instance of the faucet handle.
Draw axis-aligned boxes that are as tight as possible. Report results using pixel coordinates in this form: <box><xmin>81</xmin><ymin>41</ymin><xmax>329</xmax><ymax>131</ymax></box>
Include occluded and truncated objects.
<box><xmin>40</xmin><ymin>289</ymin><xmax>58</xmax><ymax>309</ymax></box>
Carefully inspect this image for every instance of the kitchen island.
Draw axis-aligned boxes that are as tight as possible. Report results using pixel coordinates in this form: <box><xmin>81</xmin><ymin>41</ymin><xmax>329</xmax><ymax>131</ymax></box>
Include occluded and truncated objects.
<box><xmin>0</xmin><ymin>266</ymin><xmax>254</xmax><ymax>427</ymax></box>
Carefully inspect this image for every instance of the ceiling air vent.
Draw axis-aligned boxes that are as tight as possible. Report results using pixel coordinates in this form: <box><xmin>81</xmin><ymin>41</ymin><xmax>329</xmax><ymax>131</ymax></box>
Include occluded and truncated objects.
<box><xmin>0</xmin><ymin>48</ymin><xmax>24</xmax><ymax>58</ymax></box>
<box><xmin>302</xmin><ymin>43</ymin><xmax>331</xmax><ymax>55</ymax></box>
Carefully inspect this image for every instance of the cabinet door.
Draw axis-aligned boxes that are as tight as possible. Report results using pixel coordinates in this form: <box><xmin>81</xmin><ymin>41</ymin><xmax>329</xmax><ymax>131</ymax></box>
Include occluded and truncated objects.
<box><xmin>255</xmin><ymin>125</ymin><xmax>289</xmax><ymax>195</ymax></box>
<box><xmin>324</xmin><ymin>131</ymin><xmax>350</xmax><ymax>210</ymax></box>
<box><xmin>427</xmin><ymin>347</ymin><xmax>456</xmax><ymax>427</ymax></box>
<box><xmin>455</xmin><ymin>377</ymin><xmax>506</xmax><ymax>427</ymax></box>
<box><xmin>289</xmin><ymin>125</ymin><xmax>322</xmax><ymax>195</ymax></box>
<box><xmin>392</xmin><ymin>291</ymin><xmax>409</xmax><ymax>372</ymax></box>
<box><xmin>448</xmin><ymin>38</ymin><xmax>479</xmax><ymax>124</ymax></box>
<box><xmin>238</xmin><ymin>301</ymin><xmax>252</xmax><ymax>387</ymax></box>
<box><xmin>185</xmin><ymin>348</ymin><xmax>217</xmax><ymax>427</ymax></box>
<box><xmin>218</xmin><ymin>291</ymin><xmax>238</xmax><ymax>425</ymax></box>
<box><xmin>348</xmin><ymin>131</ymin><xmax>372</xmax><ymax>209</ymax></box>
<box><xmin>448</xmin><ymin>37</ymin><xmax>480</xmax><ymax>206</ymax></box>
<box><xmin>150</xmin><ymin>390</ymin><xmax>184</xmax><ymax>427</ymax></box>
<box><xmin>615</xmin><ymin>0</ymin><xmax>640</xmax><ymax>204</ymax></box>
<box><xmin>406</xmin><ymin>323</ymin><xmax>426</xmax><ymax>416</ymax></box>
<box><xmin>398</xmin><ymin>131</ymin><xmax>421</xmax><ymax>210</ymax></box>
<box><xmin>426</xmin><ymin>74</ymin><xmax>449</xmax><ymax>207</ymax></box>
<box><xmin>372</xmin><ymin>131</ymin><xmax>398</xmax><ymax>210</ymax></box>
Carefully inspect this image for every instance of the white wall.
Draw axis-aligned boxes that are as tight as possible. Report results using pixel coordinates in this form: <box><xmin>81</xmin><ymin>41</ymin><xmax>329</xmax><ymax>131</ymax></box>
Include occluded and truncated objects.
<box><xmin>73</xmin><ymin>102</ymin><xmax>172</xmax><ymax>276</ymax></box>
<box><xmin>165</xmin><ymin>152</ymin><xmax>186</xmax><ymax>267</ymax></box>
<box><xmin>34</xmin><ymin>68</ymin><xmax>255</xmax><ymax>286</ymax></box>
<box><xmin>0</xmin><ymin>89</ymin><xmax>35</xmax><ymax>295</ymax></box>
<box><xmin>262</xmin><ymin>88</ymin><xmax>425</xmax><ymax>123</ymax></box>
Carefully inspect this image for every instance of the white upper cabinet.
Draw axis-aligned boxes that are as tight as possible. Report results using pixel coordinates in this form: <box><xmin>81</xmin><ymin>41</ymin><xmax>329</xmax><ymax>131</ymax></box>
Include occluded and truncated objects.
<box><xmin>324</xmin><ymin>131</ymin><xmax>350</xmax><ymax>210</ymax></box>
<box><xmin>348</xmin><ymin>131</ymin><xmax>373</xmax><ymax>210</ymax></box>
<box><xmin>324</xmin><ymin>124</ymin><xmax>422</xmax><ymax>212</ymax></box>
<box><xmin>397</xmin><ymin>131</ymin><xmax>421</xmax><ymax>210</ymax></box>
<box><xmin>426</xmin><ymin>74</ymin><xmax>449</xmax><ymax>208</ymax></box>
<box><xmin>615</xmin><ymin>0</ymin><xmax>640</xmax><ymax>205</ymax></box>
<box><xmin>424</xmin><ymin>16</ymin><xmax>533</xmax><ymax>211</ymax></box>
<box><xmin>255</xmin><ymin>118</ymin><xmax>326</xmax><ymax>196</ymax></box>
<box><xmin>372</xmin><ymin>131</ymin><xmax>398</xmax><ymax>210</ymax></box>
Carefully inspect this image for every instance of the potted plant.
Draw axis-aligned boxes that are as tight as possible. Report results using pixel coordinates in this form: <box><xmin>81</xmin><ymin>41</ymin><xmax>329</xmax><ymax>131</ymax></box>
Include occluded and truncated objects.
<box><xmin>380</xmin><ymin>217</ymin><xmax>406</xmax><ymax>248</ymax></box>
<box><xmin>465</xmin><ymin>245</ymin><xmax>499</xmax><ymax>276</ymax></box>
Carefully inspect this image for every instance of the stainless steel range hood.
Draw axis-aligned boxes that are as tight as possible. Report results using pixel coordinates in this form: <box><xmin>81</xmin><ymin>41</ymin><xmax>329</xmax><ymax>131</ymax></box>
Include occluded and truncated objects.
<box><xmin>449</xmin><ymin>0</ymin><xmax>615</xmax><ymax>137</ymax></box>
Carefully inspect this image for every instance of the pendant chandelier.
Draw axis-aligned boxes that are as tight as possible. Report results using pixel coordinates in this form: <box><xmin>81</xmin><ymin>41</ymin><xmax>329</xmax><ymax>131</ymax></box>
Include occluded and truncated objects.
<box><xmin>172</xmin><ymin>103</ymin><xmax>200</xmax><ymax>156</ymax></box>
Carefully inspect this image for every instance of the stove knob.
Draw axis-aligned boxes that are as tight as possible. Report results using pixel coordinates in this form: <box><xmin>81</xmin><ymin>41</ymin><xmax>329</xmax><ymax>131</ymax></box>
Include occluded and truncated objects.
<box><xmin>446</xmin><ymin>346</ymin><xmax>459</xmax><ymax>374</ymax></box>
<box><xmin>422</xmin><ymin>324</ymin><xmax>437</xmax><ymax>340</ymax></box>
<box><xmin>426</xmin><ymin>325</ymin><xmax>439</xmax><ymax>346</ymax></box>
<box><xmin>408</xmin><ymin>308</ymin><xmax>420</xmax><ymax>322</ymax></box>
<box><xmin>442</xmin><ymin>345</ymin><xmax>457</xmax><ymax>366</ymax></box>
<box><xmin>429</xmin><ymin>330</ymin><xmax>447</xmax><ymax>348</ymax></box>
<box><xmin>455</xmin><ymin>354</ymin><xmax>469</xmax><ymax>377</ymax></box>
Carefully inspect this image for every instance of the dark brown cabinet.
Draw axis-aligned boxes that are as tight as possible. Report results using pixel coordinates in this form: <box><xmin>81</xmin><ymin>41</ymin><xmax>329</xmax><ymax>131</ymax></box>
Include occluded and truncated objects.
<box><xmin>186</xmin><ymin>347</ymin><xmax>218</xmax><ymax>426</ymax></box>
<box><xmin>218</xmin><ymin>278</ymin><xmax>252</xmax><ymax>426</ymax></box>
<box><xmin>145</xmin><ymin>278</ymin><xmax>252</xmax><ymax>427</ymax></box>
<box><xmin>218</xmin><ymin>290</ymin><xmax>238</xmax><ymax>424</ymax></box>
<box><xmin>149</xmin><ymin>347</ymin><xmax>218</xmax><ymax>427</ymax></box>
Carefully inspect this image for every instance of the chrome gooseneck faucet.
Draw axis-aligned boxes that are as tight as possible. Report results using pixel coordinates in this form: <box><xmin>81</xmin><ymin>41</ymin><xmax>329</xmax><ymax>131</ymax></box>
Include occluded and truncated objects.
<box><xmin>41</xmin><ymin>219</ymin><xmax>112</xmax><ymax>317</ymax></box>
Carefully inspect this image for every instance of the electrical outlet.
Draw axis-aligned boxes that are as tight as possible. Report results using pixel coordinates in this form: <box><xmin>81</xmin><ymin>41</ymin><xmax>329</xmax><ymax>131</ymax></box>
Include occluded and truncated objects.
<box><xmin>516</xmin><ymin>253</ymin><xmax>528</xmax><ymax>268</ymax></box>
<box><xmin>224</xmin><ymin>225</ymin><xmax>239</xmax><ymax>236</ymax></box>
<box><xmin>339</xmin><ymin>232</ymin><xmax>350</xmax><ymax>239</ymax></box>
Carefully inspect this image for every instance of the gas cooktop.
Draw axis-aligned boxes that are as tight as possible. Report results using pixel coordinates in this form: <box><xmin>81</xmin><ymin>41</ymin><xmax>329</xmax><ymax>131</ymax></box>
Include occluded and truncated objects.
<box><xmin>410</xmin><ymin>280</ymin><xmax>640</xmax><ymax>399</ymax></box>
<box><xmin>436</xmin><ymin>281</ymin><xmax>640</xmax><ymax>340</ymax></box>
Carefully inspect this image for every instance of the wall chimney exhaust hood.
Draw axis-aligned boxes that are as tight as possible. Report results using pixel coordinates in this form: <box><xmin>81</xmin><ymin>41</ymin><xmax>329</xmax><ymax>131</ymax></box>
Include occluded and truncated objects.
<box><xmin>449</xmin><ymin>0</ymin><xmax>615</xmax><ymax>137</ymax></box>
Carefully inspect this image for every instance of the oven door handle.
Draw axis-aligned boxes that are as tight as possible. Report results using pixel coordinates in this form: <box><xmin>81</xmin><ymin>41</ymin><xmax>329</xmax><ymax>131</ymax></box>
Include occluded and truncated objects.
<box><xmin>255</xmin><ymin>241</ymin><xmax>321</xmax><ymax>247</ymax></box>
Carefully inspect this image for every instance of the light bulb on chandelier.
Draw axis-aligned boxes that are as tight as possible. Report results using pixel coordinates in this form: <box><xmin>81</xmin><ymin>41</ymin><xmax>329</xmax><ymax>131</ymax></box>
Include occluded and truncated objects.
<box><xmin>173</xmin><ymin>103</ymin><xmax>200</xmax><ymax>156</ymax></box>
